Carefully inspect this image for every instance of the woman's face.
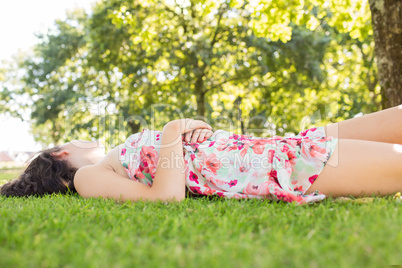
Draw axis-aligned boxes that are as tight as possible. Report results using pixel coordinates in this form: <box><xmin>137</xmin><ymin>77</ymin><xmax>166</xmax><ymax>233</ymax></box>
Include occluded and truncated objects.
<box><xmin>56</xmin><ymin>140</ymin><xmax>106</xmax><ymax>169</ymax></box>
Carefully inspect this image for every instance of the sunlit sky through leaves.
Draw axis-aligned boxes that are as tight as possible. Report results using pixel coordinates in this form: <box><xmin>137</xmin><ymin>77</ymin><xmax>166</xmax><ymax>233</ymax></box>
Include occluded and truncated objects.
<box><xmin>0</xmin><ymin>0</ymin><xmax>95</xmax><ymax>151</ymax></box>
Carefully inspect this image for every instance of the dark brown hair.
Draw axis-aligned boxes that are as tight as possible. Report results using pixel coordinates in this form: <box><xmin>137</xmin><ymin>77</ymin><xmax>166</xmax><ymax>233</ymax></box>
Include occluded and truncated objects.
<box><xmin>0</xmin><ymin>146</ymin><xmax>77</xmax><ymax>197</ymax></box>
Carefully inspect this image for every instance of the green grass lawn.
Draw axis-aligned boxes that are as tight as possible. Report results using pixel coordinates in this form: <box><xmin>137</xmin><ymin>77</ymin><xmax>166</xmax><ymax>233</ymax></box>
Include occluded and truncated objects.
<box><xmin>0</xmin><ymin>169</ymin><xmax>21</xmax><ymax>185</ymax></box>
<box><xmin>1</xmin><ymin>171</ymin><xmax>401</xmax><ymax>268</ymax></box>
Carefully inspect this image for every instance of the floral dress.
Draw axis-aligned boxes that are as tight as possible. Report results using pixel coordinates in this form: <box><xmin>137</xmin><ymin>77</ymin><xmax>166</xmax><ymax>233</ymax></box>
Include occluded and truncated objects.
<box><xmin>119</xmin><ymin>126</ymin><xmax>338</xmax><ymax>204</ymax></box>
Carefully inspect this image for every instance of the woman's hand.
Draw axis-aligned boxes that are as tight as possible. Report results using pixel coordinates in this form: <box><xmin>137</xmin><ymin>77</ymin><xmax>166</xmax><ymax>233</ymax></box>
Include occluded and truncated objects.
<box><xmin>164</xmin><ymin>118</ymin><xmax>212</xmax><ymax>143</ymax></box>
<box><xmin>182</xmin><ymin>129</ymin><xmax>214</xmax><ymax>143</ymax></box>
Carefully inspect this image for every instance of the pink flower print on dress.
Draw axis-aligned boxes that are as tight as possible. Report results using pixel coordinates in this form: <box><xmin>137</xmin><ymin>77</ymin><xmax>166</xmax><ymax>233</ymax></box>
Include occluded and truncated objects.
<box><xmin>205</xmin><ymin>153</ymin><xmax>222</xmax><ymax>175</ymax></box>
<box><xmin>226</xmin><ymin>143</ymin><xmax>239</xmax><ymax>152</ymax></box>
<box><xmin>216</xmin><ymin>140</ymin><xmax>230</xmax><ymax>151</ymax></box>
<box><xmin>202</xmin><ymin>184</ymin><xmax>217</xmax><ymax>195</ymax></box>
<box><xmin>216</xmin><ymin>192</ymin><xmax>224</xmax><ymax>197</ymax></box>
<box><xmin>233</xmin><ymin>193</ymin><xmax>248</xmax><ymax>199</ymax></box>
<box><xmin>294</xmin><ymin>186</ymin><xmax>303</xmax><ymax>192</ymax></box>
<box><xmin>189</xmin><ymin>171</ymin><xmax>199</xmax><ymax>184</ymax></box>
<box><xmin>269</xmin><ymin>169</ymin><xmax>277</xmax><ymax>179</ymax></box>
<box><xmin>268</xmin><ymin>149</ymin><xmax>275</xmax><ymax>164</ymax></box>
<box><xmin>277</xmin><ymin>189</ymin><xmax>308</xmax><ymax>204</ymax></box>
<box><xmin>286</xmin><ymin>150</ymin><xmax>298</xmax><ymax>165</ymax></box>
<box><xmin>197</xmin><ymin>150</ymin><xmax>207</xmax><ymax>161</ymax></box>
<box><xmin>192</xmin><ymin>143</ymin><xmax>200</xmax><ymax>150</ymax></box>
<box><xmin>141</xmin><ymin>146</ymin><xmax>158</xmax><ymax>162</ymax></box>
<box><xmin>269</xmin><ymin>169</ymin><xmax>282</xmax><ymax>188</ymax></box>
<box><xmin>134</xmin><ymin>169</ymin><xmax>146</xmax><ymax>180</ymax></box>
<box><xmin>189</xmin><ymin>186</ymin><xmax>203</xmax><ymax>195</ymax></box>
<box><xmin>240</xmin><ymin>143</ymin><xmax>251</xmax><ymax>158</ymax></box>
<box><xmin>140</xmin><ymin>146</ymin><xmax>159</xmax><ymax>177</ymax></box>
<box><xmin>316</xmin><ymin>137</ymin><xmax>329</xmax><ymax>143</ymax></box>
<box><xmin>281</xmin><ymin>144</ymin><xmax>289</xmax><ymax>153</ymax></box>
<box><xmin>201</xmin><ymin>170</ymin><xmax>227</xmax><ymax>188</ymax></box>
<box><xmin>230</xmin><ymin>134</ymin><xmax>239</xmax><ymax>140</ymax></box>
<box><xmin>237</xmin><ymin>141</ymin><xmax>245</xmax><ymax>150</ymax></box>
<box><xmin>121</xmin><ymin>148</ymin><xmax>126</xmax><ymax>156</ymax></box>
<box><xmin>228</xmin><ymin>180</ymin><xmax>238</xmax><ymax>187</ymax></box>
<box><xmin>250</xmin><ymin>139</ymin><xmax>275</xmax><ymax>154</ymax></box>
<box><xmin>130</xmin><ymin>132</ymin><xmax>144</xmax><ymax>147</ymax></box>
<box><xmin>184</xmin><ymin>141</ymin><xmax>200</xmax><ymax>151</ymax></box>
<box><xmin>285</xmin><ymin>138</ymin><xmax>298</xmax><ymax>148</ymax></box>
<box><xmin>299</xmin><ymin>127</ymin><xmax>317</xmax><ymax>137</ymax></box>
<box><xmin>195</xmin><ymin>149</ymin><xmax>207</xmax><ymax>172</ymax></box>
<box><xmin>231</xmin><ymin>133</ymin><xmax>251</xmax><ymax>141</ymax></box>
<box><xmin>239</xmin><ymin>134</ymin><xmax>251</xmax><ymax>141</ymax></box>
<box><xmin>239</xmin><ymin>165</ymin><xmax>250</xmax><ymax>173</ymax></box>
<box><xmin>131</xmin><ymin>140</ymin><xmax>139</xmax><ymax>147</ymax></box>
<box><xmin>309</xmin><ymin>144</ymin><xmax>329</xmax><ymax>162</ymax></box>
<box><xmin>274</xmin><ymin>190</ymin><xmax>301</xmax><ymax>203</ymax></box>
<box><xmin>244</xmin><ymin>181</ymin><xmax>271</xmax><ymax>195</ymax></box>
<box><xmin>140</xmin><ymin>161</ymin><xmax>150</xmax><ymax>176</ymax></box>
<box><xmin>309</xmin><ymin>174</ymin><xmax>318</xmax><ymax>184</ymax></box>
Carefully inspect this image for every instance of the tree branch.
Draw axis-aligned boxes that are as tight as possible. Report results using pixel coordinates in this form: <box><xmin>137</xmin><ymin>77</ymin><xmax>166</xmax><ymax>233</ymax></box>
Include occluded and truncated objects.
<box><xmin>210</xmin><ymin>3</ymin><xmax>226</xmax><ymax>49</ymax></box>
<box><xmin>210</xmin><ymin>70</ymin><xmax>261</xmax><ymax>90</ymax></box>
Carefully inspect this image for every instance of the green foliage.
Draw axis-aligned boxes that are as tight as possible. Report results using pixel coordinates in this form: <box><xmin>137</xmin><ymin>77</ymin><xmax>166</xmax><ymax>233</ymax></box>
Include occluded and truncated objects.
<box><xmin>0</xmin><ymin>0</ymin><xmax>379</xmax><ymax>145</ymax></box>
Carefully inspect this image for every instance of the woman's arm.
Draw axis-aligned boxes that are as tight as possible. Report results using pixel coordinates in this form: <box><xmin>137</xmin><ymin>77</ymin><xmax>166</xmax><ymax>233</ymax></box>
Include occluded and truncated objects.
<box><xmin>147</xmin><ymin>120</ymin><xmax>186</xmax><ymax>200</ymax></box>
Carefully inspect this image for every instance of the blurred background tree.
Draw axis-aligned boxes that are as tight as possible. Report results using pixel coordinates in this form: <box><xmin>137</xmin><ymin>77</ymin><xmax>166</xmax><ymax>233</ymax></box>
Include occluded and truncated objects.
<box><xmin>368</xmin><ymin>0</ymin><xmax>401</xmax><ymax>109</ymax></box>
<box><xmin>1</xmin><ymin>0</ymin><xmax>391</xmax><ymax>148</ymax></box>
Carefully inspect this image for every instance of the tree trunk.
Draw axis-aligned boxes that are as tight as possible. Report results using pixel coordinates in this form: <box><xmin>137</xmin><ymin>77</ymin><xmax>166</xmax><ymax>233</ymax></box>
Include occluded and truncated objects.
<box><xmin>127</xmin><ymin>120</ymin><xmax>141</xmax><ymax>135</ymax></box>
<box><xmin>235</xmin><ymin>96</ymin><xmax>245</xmax><ymax>135</ymax></box>
<box><xmin>195</xmin><ymin>76</ymin><xmax>206</xmax><ymax>117</ymax></box>
<box><xmin>369</xmin><ymin>0</ymin><xmax>402</xmax><ymax>108</ymax></box>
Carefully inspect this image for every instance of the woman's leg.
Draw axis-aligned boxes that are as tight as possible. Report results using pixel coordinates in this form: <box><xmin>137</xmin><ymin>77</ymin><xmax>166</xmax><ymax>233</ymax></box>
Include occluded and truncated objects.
<box><xmin>304</xmin><ymin>139</ymin><xmax>402</xmax><ymax>197</ymax></box>
<box><xmin>324</xmin><ymin>105</ymin><xmax>402</xmax><ymax>144</ymax></box>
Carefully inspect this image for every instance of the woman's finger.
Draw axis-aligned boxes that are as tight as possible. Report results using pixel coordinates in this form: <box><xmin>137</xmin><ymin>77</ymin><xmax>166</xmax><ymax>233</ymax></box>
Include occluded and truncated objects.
<box><xmin>191</xmin><ymin>129</ymin><xmax>202</xmax><ymax>143</ymax></box>
<box><xmin>197</xmin><ymin>129</ymin><xmax>208</xmax><ymax>142</ymax></box>
<box><xmin>185</xmin><ymin>131</ymin><xmax>193</xmax><ymax>142</ymax></box>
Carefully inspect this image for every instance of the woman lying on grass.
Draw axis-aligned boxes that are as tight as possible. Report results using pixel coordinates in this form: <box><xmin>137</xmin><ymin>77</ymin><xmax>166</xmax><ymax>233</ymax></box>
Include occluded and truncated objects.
<box><xmin>2</xmin><ymin>106</ymin><xmax>402</xmax><ymax>204</ymax></box>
